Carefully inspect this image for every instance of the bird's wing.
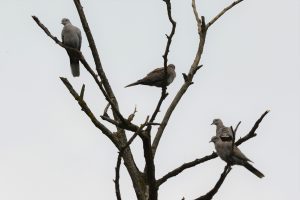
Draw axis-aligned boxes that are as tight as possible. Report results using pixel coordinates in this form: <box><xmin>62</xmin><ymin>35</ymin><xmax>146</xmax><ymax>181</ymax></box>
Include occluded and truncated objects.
<box><xmin>144</xmin><ymin>67</ymin><xmax>164</xmax><ymax>82</ymax></box>
<box><xmin>233</xmin><ymin>146</ymin><xmax>252</xmax><ymax>162</ymax></box>
<box><xmin>75</xmin><ymin>26</ymin><xmax>82</xmax><ymax>50</ymax></box>
<box><xmin>219</xmin><ymin>127</ymin><xmax>233</xmax><ymax>141</ymax></box>
<box><xmin>62</xmin><ymin>25</ymin><xmax>81</xmax><ymax>50</ymax></box>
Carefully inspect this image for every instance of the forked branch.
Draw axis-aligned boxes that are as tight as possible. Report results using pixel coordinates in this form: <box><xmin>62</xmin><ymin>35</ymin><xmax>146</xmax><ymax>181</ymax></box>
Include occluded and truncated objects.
<box><xmin>157</xmin><ymin>110</ymin><xmax>269</xmax><ymax>186</ymax></box>
<box><xmin>60</xmin><ymin>77</ymin><xmax>118</xmax><ymax>146</ymax></box>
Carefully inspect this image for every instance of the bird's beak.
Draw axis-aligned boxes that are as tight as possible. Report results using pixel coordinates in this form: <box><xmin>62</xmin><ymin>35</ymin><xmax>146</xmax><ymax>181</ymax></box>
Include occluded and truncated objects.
<box><xmin>209</xmin><ymin>140</ymin><xmax>212</xmax><ymax>143</ymax></box>
<box><xmin>211</xmin><ymin>122</ymin><xmax>214</xmax><ymax>125</ymax></box>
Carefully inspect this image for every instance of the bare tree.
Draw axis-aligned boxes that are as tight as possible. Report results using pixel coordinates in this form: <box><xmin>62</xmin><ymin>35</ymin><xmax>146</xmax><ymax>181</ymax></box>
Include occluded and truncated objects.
<box><xmin>32</xmin><ymin>0</ymin><xmax>268</xmax><ymax>199</ymax></box>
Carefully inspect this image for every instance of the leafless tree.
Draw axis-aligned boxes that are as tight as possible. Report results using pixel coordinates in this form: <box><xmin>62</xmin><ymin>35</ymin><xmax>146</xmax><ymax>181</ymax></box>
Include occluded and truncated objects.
<box><xmin>32</xmin><ymin>0</ymin><xmax>269</xmax><ymax>199</ymax></box>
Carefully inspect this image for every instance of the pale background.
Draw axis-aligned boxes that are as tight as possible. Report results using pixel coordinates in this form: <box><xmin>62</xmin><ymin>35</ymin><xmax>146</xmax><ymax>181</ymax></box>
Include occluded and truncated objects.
<box><xmin>0</xmin><ymin>0</ymin><xmax>299</xmax><ymax>199</ymax></box>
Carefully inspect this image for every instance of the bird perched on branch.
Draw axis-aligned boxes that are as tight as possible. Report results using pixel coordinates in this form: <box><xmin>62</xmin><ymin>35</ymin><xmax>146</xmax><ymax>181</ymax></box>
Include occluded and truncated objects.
<box><xmin>210</xmin><ymin>136</ymin><xmax>264</xmax><ymax>178</ymax></box>
<box><xmin>125</xmin><ymin>64</ymin><xmax>176</xmax><ymax>88</ymax></box>
<box><xmin>211</xmin><ymin>119</ymin><xmax>233</xmax><ymax>141</ymax></box>
<box><xmin>61</xmin><ymin>18</ymin><xmax>82</xmax><ymax>77</ymax></box>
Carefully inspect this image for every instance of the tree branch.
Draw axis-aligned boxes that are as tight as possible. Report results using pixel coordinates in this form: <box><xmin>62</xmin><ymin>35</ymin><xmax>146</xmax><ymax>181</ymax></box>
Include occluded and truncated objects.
<box><xmin>114</xmin><ymin>154</ymin><xmax>122</xmax><ymax>200</ymax></box>
<box><xmin>194</xmin><ymin>165</ymin><xmax>232</xmax><ymax>200</ymax></box>
<box><xmin>235</xmin><ymin>110</ymin><xmax>270</xmax><ymax>146</ymax></box>
<box><xmin>145</xmin><ymin>0</ymin><xmax>177</xmax><ymax>135</ymax></box>
<box><xmin>157</xmin><ymin>152</ymin><xmax>217</xmax><ymax>186</ymax></box>
<box><xmin>32</xmin><ymin>16</ymin><xmax>130</xmax><ymax>129</ymax></box>
<box><xmin>162</xmin><ymin>0</ymin><xmax>176</xmax><ymax>68</ymax></box>
<box><xmin>114</xmin><ymin>117</ymin><xmax>149</xmax><ymax>200</ymax></box>
<box><xmin>152</xmin><ymin>0</ymin><xmax>207</xmax><ymax>157</ymax></box>
<box><xmin>60</xmin><ymin>77</ymin><xmax>118</xmax><ymax>146</ymax></box>
<box><xmin>206</xmin><ymin>0</ymin><xmax>244</xmax><ymax>29</ymax></box>
<box><xmin>72</xmin><ymin>0</ymin><xmax>119</xmax><ymax>111</ymax></box>
<box><xmin>156</xmin><ymin>110</ymin><xmax>269</xmax><ymax>186</ymax></box>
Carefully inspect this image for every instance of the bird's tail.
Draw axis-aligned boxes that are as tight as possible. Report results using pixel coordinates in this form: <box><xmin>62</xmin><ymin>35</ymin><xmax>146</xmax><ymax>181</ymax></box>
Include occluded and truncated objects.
<box><xmin>244</xmin><ymin>162</ymin><xmax>264</xmax><ymax>178</ymax></box>
<box><xmin>125</xmin><ymin>81</ymin><xmax>140</xmax><ymax>88</ymax></box>
<box><xmin>70</xmin><ymin>57</ymin><xmax>80</xmax><ymax>77</ymax></box>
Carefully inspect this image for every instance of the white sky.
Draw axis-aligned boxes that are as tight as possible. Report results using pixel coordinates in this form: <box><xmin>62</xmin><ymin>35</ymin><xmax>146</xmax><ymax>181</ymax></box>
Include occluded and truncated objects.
<box><xmin>0</xmin><ymin>0</ymin><xmax>299</xmax><ymax>199</ymax></box>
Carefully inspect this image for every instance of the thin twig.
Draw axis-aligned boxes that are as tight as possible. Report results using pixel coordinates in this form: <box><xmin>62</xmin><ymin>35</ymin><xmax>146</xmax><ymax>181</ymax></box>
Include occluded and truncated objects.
<box><xmin>235</xmin><ymin>110</ymin><xmax>270</xmax><ymax>146</ymax></box>
<box><xmin>101</xmin><ymin>115</ymin><xmax>139</xmax><ymax>132</ymax></box>
<box><xmin>192</xmin><ymin>0</ymin><xmax>202</xmax><ymax>34</ymax></box>
<box><xmin>103</xmin><ymin>103</ymin><xmax>110</xmax><ymax>117</ymax></box>
<box><xmin>79</xmin><ymin>84</ymin><xmax>85</xmax><ymax>100</ymax></box>
<box><xmin>162</xmin><ymin>0</ymin><xmax>177</xmax><ymax>70</ymax></box>
<box><xmin>114</xmin><ymin>154</ymin><xmax>122</xmax><ymax>200</ymax></box>
<box><xmin>206</xmin><ymin>0</ymin><xmax>244</xmax><ymax>29</ymax></box>
<box><xmin>234</xmin><ymin>121</ymin><xmax>241</xmax><ymax>133</ymax></box>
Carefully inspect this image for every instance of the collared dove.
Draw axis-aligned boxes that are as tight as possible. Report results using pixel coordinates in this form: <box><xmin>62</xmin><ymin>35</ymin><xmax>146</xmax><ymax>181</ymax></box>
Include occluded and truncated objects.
<box><xmin>211</xmin><ymin>119</ymin><xmax>233</xmax><ymax>141</ymax></box>
<box><xmin>61</xmin><ymin>18</ymin><xmax>82</xmax><ymax>77</ymax></box>
<box><xmin>125</xmin><ymin>64</ymin><xmax>176</xmax><ymax>88</ymax></box>
<box><xmin>210</xmin><ymin>136</ymin><xmax>264</xmax><ymax>178</ymax></box>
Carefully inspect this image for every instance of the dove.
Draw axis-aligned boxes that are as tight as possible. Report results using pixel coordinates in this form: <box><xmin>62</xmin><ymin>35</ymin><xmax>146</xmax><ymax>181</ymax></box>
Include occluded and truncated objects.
<box><xmin>61</xmin><ymin>18</ymin><xmax>82</xmax><ymax>77</ymax></box>
<box><xmin>210</xmin><ymin>136</ymin><xmax>264</xmax><ymax>178</ymax></box>
<box><xmin>211</xmin><ymin>119</ymin><xmax>233</xmax><ymax>141</ymax></box>
<box><xmin>125</xmin><ymin>64</ymin><xmax>176</xmax><ymax>88</ymax></box>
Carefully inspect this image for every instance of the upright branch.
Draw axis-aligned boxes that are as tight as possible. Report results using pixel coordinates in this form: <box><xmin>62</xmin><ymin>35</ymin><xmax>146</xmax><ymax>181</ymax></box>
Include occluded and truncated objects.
<box><xmin>146</xmin><ymin>0</ymin><xmax>177</xmax><ymax>135</ymax></box>
<box><xmin>162</xmin><ymin>0</ymin><xmax>177</xmax><ymax>68</ymax></box>
<box><xmin>114</xmin><ymin>154</ymin><xmax>122</xmax><ymax>200</ymax></box>
<box><xmin>152</xmin><ymin>0</ymin><xmax>206</xmax><ymax>156</ymax></box>
<box><xmin>73</xmin><ymin>0</ymin><xmax>118</xmax><ymax>110</ymax></box>
<box><xmin>114</xmin><ymin>117</ymin><xmax>149</xmax><ymax>200</ymax></box>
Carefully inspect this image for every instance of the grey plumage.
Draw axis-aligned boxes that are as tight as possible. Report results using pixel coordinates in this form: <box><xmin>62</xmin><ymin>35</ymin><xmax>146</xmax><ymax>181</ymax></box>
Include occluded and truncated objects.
<box><xmin>125</xmin><ymin>64</ymin><xmax>176</xmax><ymax>88</ymax></box>
<box><xmin>210</xmin><ymin>136</ymin><xmax>264</xmax><ymax>178</ymax></box>
<box><xmin>61</xmin><ymin>18</ymin><xmax>82</xmax><ymax>77</ymax></box>
<box><xmin>211</xmin><ymin>119</ymin><xmax>233</xmax><ymax>141</ymax></box>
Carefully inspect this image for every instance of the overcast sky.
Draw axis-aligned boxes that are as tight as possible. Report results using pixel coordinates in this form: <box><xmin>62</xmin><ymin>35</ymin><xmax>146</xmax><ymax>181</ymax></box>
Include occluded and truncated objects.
<box><xmin>0</xmin><ymin>0</ymin><xmax>299</xmax><ymax>199</ymax></box>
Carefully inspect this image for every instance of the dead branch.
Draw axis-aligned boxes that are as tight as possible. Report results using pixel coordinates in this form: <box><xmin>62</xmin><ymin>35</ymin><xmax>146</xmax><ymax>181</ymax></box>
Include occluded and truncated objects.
<box><xmin>194</xmin><ymin>165</ymin><xmax>232</xmax><ymax>200</ymax></box>
<box><xmin>114</xmin><ymin>154</ymin><xmax>122</xmax><ymax>200</ymax></box>
<box><xmin>206</xmin><ymin>0</ymin><xmax>244</xmax><ymax>29</ymax></box>
<box><xmin>73</xmin><ymin>0</ymin><xmax>119</xmax><ymax>112</ymax></box>
<box><xmin>156</xmin><ymin>110</ymin><xmax>269</xmax><ymax>186</ymax></box>
<box><xmin>146</xmin><ymin>0</ymin><xmax>177</xmax><ymax>135</ymax></box>
<box><xmin>236</xmin><ymin>110</ymin><xmax>270</xmax><ymax>146</ymax></box>
<box><xmin>157</xmin><ymin>152</ymin><xmax>218</xmax><ymax>186</ymax></box>
<box><xmin>32</xmin><ymin>16</ymin><xmax>127</xmax><ymax>126</ymax></box>
<box><xmin>60</xmin><ymin>77</ymin><xmax>118</xmax><ymax>146</ymax></box>
<box><xmin>152</xmin><ymin>0</ymin><xmax>207</xmax><ymax>156</ymax></box>
<box><xmin>114</xmin><ymin>117</ymin><xmax>149</xmax><ymax>200</ymax></box>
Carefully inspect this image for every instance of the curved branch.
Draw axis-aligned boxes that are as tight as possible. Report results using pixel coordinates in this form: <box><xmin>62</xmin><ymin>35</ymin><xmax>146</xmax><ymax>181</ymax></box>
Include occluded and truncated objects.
<box><xmin>206</xmin><ymin>0</ymin><xmax>244</xmax><ymax>29</ymax></box>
